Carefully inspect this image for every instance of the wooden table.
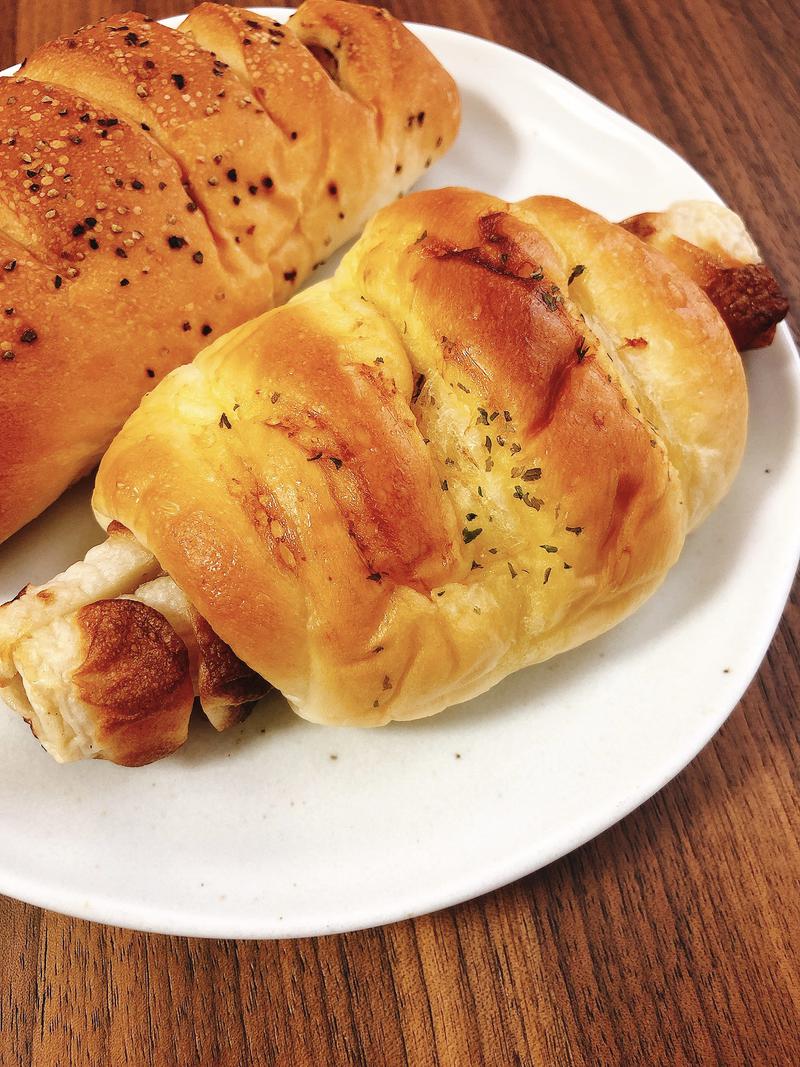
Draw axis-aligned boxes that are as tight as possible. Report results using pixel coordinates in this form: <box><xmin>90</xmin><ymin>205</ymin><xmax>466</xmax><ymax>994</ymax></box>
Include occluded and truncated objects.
<box><xmin>1</xmin><ymin>2</ymin><xmax>797</xmax><ymax>1063</ymax></box>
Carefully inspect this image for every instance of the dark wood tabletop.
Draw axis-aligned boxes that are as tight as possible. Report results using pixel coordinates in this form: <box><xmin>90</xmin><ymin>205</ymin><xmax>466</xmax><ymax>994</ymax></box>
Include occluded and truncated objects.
<box><xmin>0</xmin><ymin>2</ymin><xmax>798</xmax><ymax>1064</ymax></box>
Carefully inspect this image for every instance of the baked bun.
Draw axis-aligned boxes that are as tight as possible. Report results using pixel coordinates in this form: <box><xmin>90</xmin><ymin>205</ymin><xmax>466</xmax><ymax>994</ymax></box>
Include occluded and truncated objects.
<box><xmin>0</xmin><ymin>2</ymin><xmax>460</xmax><ymax>544</ymax></box>
<box><xmin>2</xmin><ymin>189</ymin><xmax>772</xmax><ymax>763</ymax></box>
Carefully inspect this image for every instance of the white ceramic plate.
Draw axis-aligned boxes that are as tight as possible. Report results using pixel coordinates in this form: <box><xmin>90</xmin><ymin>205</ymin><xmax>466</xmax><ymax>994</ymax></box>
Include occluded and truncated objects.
<box><xmin>0</xmin><ymin>12</ymin><xmax>798</xmax><ymax>939</ymax></box>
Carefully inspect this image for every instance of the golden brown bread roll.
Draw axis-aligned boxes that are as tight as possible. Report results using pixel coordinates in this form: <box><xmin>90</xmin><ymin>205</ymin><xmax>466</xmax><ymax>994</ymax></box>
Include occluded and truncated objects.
<box><xmin>2</xmin><ymin>187</ymin><xmax>777</xmax><ymax>764</ymax></box>
<box><xmin>0</xmin><ymin>2</ymin><xmax>460</xmax><ymax>544</ymax></box>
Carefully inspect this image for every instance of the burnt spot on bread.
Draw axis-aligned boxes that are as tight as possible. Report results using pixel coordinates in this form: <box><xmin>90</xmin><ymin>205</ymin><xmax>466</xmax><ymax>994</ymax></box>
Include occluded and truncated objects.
<box><xmin>418</xmin><ymin>214</ymin><xmax>552</xmax><ymax>293</ymax></box>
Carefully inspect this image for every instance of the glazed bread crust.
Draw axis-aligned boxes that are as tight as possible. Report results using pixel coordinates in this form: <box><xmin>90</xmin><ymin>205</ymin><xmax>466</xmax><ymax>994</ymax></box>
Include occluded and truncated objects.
<box><xmin>91</xmin><ymin>189</ymin><xmax>747</xmax><ymax>729</ymax></box>
<box><xmin>0</xmin><ymin>2</ymin><xmax>460</xmax><ymax>543</ymax></box>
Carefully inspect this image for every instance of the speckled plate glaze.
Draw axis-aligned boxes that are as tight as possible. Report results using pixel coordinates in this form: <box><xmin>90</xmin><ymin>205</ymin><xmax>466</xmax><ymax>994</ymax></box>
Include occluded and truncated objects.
<box><xmin>0</xmin><ymin>12</ymin><xmax>798</xmax><ymax>938</ymax></box>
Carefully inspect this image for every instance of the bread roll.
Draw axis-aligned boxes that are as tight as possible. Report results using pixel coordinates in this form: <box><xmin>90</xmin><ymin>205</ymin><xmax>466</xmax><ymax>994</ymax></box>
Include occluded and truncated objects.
<box><xmin>0</xmin><ymin>2</ymin><xmax>460</xmax><ymax>544</ymax></box>
<box><xmin>3</xmin><ymin>187</ymin><xmax>773</xmax><ymax>763</ymax></box>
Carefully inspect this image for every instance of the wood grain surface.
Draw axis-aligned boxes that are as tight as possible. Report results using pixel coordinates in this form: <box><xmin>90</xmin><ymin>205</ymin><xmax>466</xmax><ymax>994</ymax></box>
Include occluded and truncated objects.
<box><xmin>1</xmin><ymin>1</ymin><xmax>798</xmax><ymax>1064</ymax></box>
